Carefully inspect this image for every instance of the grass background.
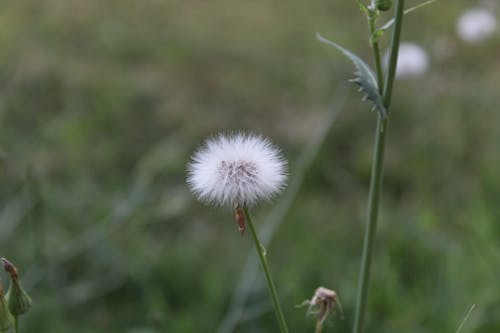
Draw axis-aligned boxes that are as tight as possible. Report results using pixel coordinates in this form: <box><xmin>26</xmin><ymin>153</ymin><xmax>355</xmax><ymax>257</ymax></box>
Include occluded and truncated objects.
<box><xmin>0</xmin><ymin>0</ymin><xmax>499</xmax><ymax>332</ymax></box>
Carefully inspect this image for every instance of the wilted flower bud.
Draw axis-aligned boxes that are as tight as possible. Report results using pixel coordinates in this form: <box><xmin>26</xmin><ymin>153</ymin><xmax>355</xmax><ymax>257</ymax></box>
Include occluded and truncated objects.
<box><xmin>1</xmin><ymin>258</ymin><xmax>32</xmax><ymax>316</ymax></box>
<box><xmin>376</xmin><ymin>0</ymin><xmax>392</xmax><ymax>11</ymax></box>
<box><xmin>0</xmin><ymin>280</ymin><xmax>14</xmax><ymax>331</ymax></box>
<box><xmin>299</xmin><ymin>287</ymin><xmax>343</xmax><ymax>333</ymax></box>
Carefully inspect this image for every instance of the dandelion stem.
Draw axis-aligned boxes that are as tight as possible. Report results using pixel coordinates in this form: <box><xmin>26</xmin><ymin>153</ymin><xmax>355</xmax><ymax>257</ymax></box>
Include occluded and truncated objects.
<box><xmin>243</xmin><ymin>206</ymin><xmax>289</xmax><ymax>333</ymax></box>
<box><xmin>14</xmin><ymin>316</ymin><xmax>18</xmax><ymax>333</ymax></box>
<box><xmin>352</xmin><ymin>1</ymin><xmax>405</xmax><ymax>333</ymax></box>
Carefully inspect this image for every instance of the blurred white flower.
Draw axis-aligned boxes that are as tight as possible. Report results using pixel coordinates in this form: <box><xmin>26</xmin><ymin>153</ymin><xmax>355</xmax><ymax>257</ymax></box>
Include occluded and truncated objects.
<box><xmin>187</xmin><ymin>133</ymin><xmax>287</xmax><ymax>207</ymax></box>
<box><xmin>456</xmin><ymin>8</ymin><xmax>497</xmax><ymax>43</ymax></box>
<box><xmin>386</xmin><ymin>42</ymin><xmax>429</xmax><ymax>79</ymax></box>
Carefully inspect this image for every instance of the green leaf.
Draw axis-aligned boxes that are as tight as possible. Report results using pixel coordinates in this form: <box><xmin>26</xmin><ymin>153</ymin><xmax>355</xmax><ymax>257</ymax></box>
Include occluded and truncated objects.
<box><xmin>374</xmin><ymin>0</ymin><xmax>436</xmax><ymax>40</ymax></box>
<box><xmin>317</xmin><ymin>33</ymin><xmax>386</xmax><ymax>118</ymax></box>
<box><xmin>356</xmin><ymin>0</ymin><xmax>370</xmax><ymax>15</ymax></box>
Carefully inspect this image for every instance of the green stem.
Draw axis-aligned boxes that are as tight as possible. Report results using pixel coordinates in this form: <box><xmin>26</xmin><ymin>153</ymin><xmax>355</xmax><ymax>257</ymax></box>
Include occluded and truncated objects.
<box><xmin>14</xmin><ymin>316</ymin><xmax>18</xmax><ymax>333</ymax></box>
<box><xmin>243</xmin><ymin>206</ymin><xmax>289</xmax><ymax>333</ymax></box>
<box><xmin>315</xmin><ymin>321</ymin><xmax>322</xmax><ymax>333</ymax></box>
<box><xmin>383</xmin><ymin>0</ymin><xmax>405</xmax><ymax>108</ymax></box>
<box><xmin>352</xmin><ymin>114</ymin><xmax>387</xmax><ymax>333</ymax></box>
<box><xmin>368</xmin><ymin>10</ymin><xmax>384</xmax><ymax>92</ymax></box>
<box><xmin>372</xmin><ymin>41</ymin><xmax>384</xmax><ymax>93</ymax></box>
<box><xmin>352</xmin><ymin>1</ymin><xmax>405</xmax><ymax>333</ymax></box>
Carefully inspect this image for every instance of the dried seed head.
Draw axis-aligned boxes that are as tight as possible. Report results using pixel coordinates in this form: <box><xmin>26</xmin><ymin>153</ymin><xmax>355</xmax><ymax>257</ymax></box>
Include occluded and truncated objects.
<box><xmin>299</xmin><ymin>286</ymin><xmax>343</xmax><ymax>332</ymax></box>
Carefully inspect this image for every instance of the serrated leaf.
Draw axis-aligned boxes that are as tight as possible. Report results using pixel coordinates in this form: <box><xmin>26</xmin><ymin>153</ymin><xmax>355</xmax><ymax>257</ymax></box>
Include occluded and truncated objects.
<box><xmin>317</xmin><ymin>33</ymin><xmax>386</xmax><ymax>118</ymax></box>
<box><xmin>374</xmin><ymin>0</ymin><xmax>436</xmax><ymax>40</ymax></box>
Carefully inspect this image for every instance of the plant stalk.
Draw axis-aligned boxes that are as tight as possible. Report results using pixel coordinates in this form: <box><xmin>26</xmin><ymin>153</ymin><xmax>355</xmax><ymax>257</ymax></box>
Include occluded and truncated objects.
<box><xmin>352</xmin><ymin>1</ymin><xmax>405</xmax><ymax>333</ymax></box>
<box><xmin>14</xmin><ymin>316</ymin><xmax>18</xmax><ymax>333</ymax></box>
<box><xmin>243</xmin><ymin>206</ymin><xmax>289</xmax><ymax>333</ymax></box>
<box><xmin>315</xmin><ymin>321</ymin><xmax>323</xmax><ymax>333</ymax></box>
<box><xmin>383</xmin><ymin>0</ymin><xmax>405</xmax><ymax>108</ymax></box>
<box><xmin>368</xmin><ymin>11</ymin><xmax>384</xmax><ymax>91</ymax></box>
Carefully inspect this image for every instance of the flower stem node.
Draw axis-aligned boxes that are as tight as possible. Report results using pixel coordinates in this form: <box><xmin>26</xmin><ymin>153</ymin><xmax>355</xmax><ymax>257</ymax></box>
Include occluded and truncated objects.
<box><xmin>187</xmin><ymin>132</ymin><xmax>287</xmax><ymax>209</ymax></box>
<box><xmin>1</xmin><ymin>258</ymin><xmax>32</xmax><ymax>316</ymax></box>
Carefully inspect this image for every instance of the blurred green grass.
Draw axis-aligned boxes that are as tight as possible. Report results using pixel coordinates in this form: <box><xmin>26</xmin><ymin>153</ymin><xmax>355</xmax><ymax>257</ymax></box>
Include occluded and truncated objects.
<box><xmin>0</xmin><ymin>0</ymin><xmax>499</xmax><ymax>332</ymax></box>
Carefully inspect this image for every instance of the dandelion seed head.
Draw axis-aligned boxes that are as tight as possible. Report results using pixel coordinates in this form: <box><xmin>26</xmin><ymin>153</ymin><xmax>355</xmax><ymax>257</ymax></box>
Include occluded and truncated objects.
<box><xmin>187</xmin><ymin>132</ymin><xmax>287</xmax><ymax>207</ymax></box>
<box><xmin>457</xmin><ymin>8</ymin><xmax>497</xmax><ymax>43</ymax></box>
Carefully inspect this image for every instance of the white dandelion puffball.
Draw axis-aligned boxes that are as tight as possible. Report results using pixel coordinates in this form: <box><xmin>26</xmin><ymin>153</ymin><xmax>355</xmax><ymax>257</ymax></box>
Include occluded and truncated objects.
<box><xmin>385</xmin><ymin>42</ymin><xmax>429</xmax><ymax>79</ymax></box>
<box><xmin>457</xmin><ymin>8</ymin><xmax>497</xmax><ymax>43</ymax></box>
<box><xmin>187</xmin><ymin>133</ymin><xmax>287</xmax><ymax>207</ymax></box>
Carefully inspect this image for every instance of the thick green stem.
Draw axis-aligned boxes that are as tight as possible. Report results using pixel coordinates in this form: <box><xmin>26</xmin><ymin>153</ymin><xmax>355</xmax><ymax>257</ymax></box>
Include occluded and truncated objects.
<box><xmin>352</xmin><ymin>1</ymin><xmax>405</xmax><ymax>333</ymax></box>
<box><xmin>243</xmin><ymin>206</ymin><xmax>289</xmax><ymax>333</ymax></box>
<box><xmin>14</xmin><ymin>316</ymin><xmax>18</xmax><ymax>333</ymax></box>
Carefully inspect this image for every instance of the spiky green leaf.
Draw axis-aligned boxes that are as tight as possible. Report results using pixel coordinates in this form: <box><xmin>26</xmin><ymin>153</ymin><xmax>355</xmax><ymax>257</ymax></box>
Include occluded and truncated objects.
<box><xmin>317</xmin><ymin>33</ymin><xmax>386</xmax><ymax>118</ymax></box>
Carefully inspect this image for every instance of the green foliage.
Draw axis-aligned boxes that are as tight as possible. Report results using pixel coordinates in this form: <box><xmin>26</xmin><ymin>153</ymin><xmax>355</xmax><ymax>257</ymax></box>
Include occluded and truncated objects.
<box><xmin>355</xmin><ymin>0</ymin><xmax>370</xmax><ymax>15</ymax></box>
<box><xmin>317</xmin><ymin>34</ymin><xmax>387</xmax><ymax>118</ymax></box>
<box><xmin>373</xmin><ymin>0</ymin><xmax>437</xmax><ymax>42</ymax></box>
<box><xmin>0</xmin><ymin>0</ymin><xmax>499</xmax><ymax>332</ymax></box>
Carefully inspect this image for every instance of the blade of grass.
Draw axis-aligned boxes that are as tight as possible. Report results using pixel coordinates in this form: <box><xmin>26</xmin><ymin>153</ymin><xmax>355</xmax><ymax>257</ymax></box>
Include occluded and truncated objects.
<box><xmin>455</xmin><ymin>304</ymin><xmax>476</xmax><ymax>333</ymax></box>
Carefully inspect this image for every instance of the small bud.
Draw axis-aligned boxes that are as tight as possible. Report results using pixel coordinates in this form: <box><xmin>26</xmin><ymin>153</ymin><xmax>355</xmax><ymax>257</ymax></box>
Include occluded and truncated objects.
<box><xmin>376</xmin><ymin>0</ymin><xmax>392</xmax><ymax>11</ymax></box>
<box><xmin>1</xmin><ymin>258</ymin><xmax>32</xmax><ymax>316</ymax></box>
<box><xmin>0</xmin><ymin>281</ymin><xmax>14</xmax><ymax>331</ymax></box>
